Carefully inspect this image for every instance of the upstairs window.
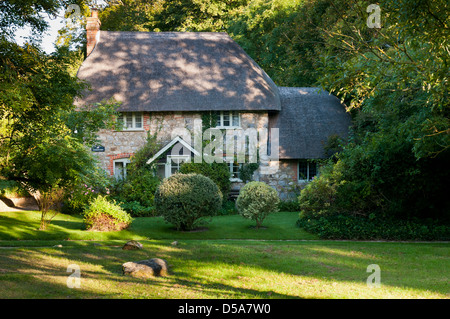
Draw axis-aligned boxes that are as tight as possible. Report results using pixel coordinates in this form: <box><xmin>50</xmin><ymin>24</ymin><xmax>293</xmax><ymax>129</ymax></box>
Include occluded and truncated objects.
<box><xmin>298</xmin><ymin>160</ymin><xmax>317</xmax><ymax>181</ymax></box>
<box><xmin>117</xmin><ymin>112</ymin><xmax>143</xmax><ymax>130</ymax></box>
<box><xmin>216</xmin><ymin>111</ymin><xmax>240</xmax><ymax>128</ymax></box>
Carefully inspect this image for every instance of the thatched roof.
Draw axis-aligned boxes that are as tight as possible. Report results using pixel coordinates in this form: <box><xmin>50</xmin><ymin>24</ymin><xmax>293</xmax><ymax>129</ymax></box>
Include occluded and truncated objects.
<box><xmin>76</xmin><ymin>31</ymin><xmax>280</xmax><ymax>112</ymax></box>
<box><xmin>270</xmin><ymin>87</ymin><xmax>351</xmax><ymax>159</ymax></box>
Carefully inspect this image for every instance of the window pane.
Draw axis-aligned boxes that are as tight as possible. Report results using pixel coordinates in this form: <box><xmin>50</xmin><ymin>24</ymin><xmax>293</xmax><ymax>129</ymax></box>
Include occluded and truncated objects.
<box><xmin>309</xmin><ymin>162</ymin><xmax>317</xmax><ymax>179</ymax></box>
<box><xmin>216</xmin><ymin>113</ymin><xmax>221</xmax><ymax>127</ymax></box>
<box><xmin>126</xmin><ymin>113</ymin><xmax>133</xmax><ymax>129</ymax></box>
<box><xmin>232</xmin><ymin>113</ymin><xmax>239</xmax><ymax>126</ymax></box>
<box><xmin>114</xmin><ymin>162</ymin><xmax>124</xmax><ymax>179</ymax></box>
<box><xmin>156</xmin><ymin>163</ymin><xmax>165</xmax><ymax>179</ymax></box>
<box><xmin>117</xmin><ymin>114</ymin><xmax>124</xmax><ymax>127</ymax></box>
<box><xmin>232</xmin><ymin>161</ymin><xmax>241</xmax><ymax>178</ymax></box>
<box><xmin>298</xmin><ymin>160</ymin><xmax>308</xmax><ymax>180</ymax></box>
<box><xmin>170</xmin><ymin>157</ymin><xmax>187</xmax><ymax>175</ymax></box>
<box><xmin>223</xmin><ymin>113</ymin><xmax>230</xmax><ymax>126</ymax></box>
<box><xmin>135</xmin><ymin>113</ymin><xmax>142</xmax><ymax>128</ymax></box>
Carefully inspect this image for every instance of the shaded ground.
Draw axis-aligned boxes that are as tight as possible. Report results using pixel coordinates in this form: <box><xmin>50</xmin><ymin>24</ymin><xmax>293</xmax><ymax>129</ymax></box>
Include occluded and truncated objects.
<box><xmin>0</xmin><ymin>240</ymin><xmax>448</xmax><ymax>299</ymax></box>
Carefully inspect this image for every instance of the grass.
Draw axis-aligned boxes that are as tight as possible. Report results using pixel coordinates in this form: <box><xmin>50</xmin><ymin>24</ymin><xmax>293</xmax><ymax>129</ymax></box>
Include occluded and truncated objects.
<box><xmin>0</xmin><ymin>210</ymin><xmax>317</xmax><ymax>241</ymax></box>
<box><xmin>0</xmin><ymin>210</ymin><xmax>448</xmax><ymax>299</ymax></box>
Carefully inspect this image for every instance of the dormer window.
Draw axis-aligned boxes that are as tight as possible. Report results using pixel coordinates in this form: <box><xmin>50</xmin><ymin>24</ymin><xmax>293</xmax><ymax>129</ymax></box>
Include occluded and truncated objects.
<box><xmin>117</xmin><ymin>112</ymin><xmax>143</xmax><ymax>130</ymax></box>
<box><xmin>216</xmin><ymin>111</ymin><xmax>240</xmax><ymax>128</ymax></box>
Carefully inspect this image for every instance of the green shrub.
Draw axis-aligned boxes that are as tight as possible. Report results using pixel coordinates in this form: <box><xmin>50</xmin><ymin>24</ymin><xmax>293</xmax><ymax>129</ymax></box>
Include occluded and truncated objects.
<box><xmin>296</xmin><ymin>214</ymin><xmax>450</xmax><ymax>241</ymax></box>
<box><xmin>0</xmin><ymin>179</ymin><xmax>29</xmax><ymax>197</ymax></box>
<box><xmin>218</xmin><ymin>200</ymin><xmax>238</xmax><ymax>215</ymax></box>
<box><xmin>154</xmin><ymin>173</ymin><xmax>222</xmax><ymax>231</ymax></box>
<box><xmin>236</xmin><ymin>181</ymin><xmax>279</xmax><ymax>229</ymax></box>
<box><xmin>278</xmin><ymin>199</ymin><xmax>300</xmax><ymax>212</ymax></box>
<box><xmin>298</xmin><ymin>161</ymin><xmax>342</xmax><ymax>219</ymax></box>
<box><xmin>83</xmin><ymin>195</ymin><xmax>133</xmax><ymax>231</ymax></box>
<box><xmin>111</xmin><ymin>168</ymin><xmax>160</xmax><ymax>211</ymax></box>
<box><xmin>179</xmin><ymin>162</ymin><xmax>231</xmax><ymax>199</ymax></box>
<box><xmin>119</xmin><ymin>200</ymin><xmax>156</xmax><ymax>217</ymax></box>
<box><xmin>108</xmin><ymin>131</ymin><xmax>161</xmax><ymax>216</ymax></box>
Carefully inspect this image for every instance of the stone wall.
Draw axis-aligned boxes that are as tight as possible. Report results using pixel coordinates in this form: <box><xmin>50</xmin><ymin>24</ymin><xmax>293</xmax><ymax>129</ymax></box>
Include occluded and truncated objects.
<box><xmin>258</xmin><ymin>159</ymin><xmax>305</xmax><ymax>200</ymax></box>
<box><xmin>95</xmin><ymin>110</ymin><xmax>307</xmax><ymax>199</ymax></box>
<box><xmin>95</xmin><ymin>111</ymin><xmax>269</xmax><ymax>176</ymax></box>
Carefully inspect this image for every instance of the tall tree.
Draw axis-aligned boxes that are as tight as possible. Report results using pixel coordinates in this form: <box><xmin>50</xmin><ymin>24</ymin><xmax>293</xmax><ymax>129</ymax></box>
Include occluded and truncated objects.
<box><xmin>0</xmin><ymin>0</ymin><xmax>119</xmax><ymax>228</ymax></box>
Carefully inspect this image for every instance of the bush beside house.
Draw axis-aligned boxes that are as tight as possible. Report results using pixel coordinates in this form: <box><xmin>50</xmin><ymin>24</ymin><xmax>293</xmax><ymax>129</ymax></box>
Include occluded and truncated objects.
<box><xmin>154</xmin><ymin>173</ymin><xmax>222</xmax><ymax>231</ymax></box>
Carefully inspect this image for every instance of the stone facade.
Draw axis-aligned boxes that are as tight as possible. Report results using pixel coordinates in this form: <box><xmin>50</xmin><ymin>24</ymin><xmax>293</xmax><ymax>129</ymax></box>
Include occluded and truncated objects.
<box><xmin>94</xmin><ymin>110</ymin><xmax>308</xmax><ymax>198</ymax></box>
<box><xmin>94</xmin><ymin>110</ymin><xmax>308</xmax><ymax>199</ymax></box>
<box><xmin>95</xmin><ymin>111</ymin><xmax>270</xmax><ymax>177</ymax></box>
<box><xmin>258</xmin><ymin>159</ymin><xmax>305</xmax><ymax>200</ymax></box>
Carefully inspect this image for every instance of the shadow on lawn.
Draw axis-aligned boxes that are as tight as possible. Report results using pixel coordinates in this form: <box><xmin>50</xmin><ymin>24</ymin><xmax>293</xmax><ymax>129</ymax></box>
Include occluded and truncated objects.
<box><xmin>0</xmin><ymin>243</ymin><xmax>297</xmax><ymax>299</ymax></box>
<box><xmin>0</xmin><ymin>239</ymin><xmax>448</xmax><ymax>298</ymax></box>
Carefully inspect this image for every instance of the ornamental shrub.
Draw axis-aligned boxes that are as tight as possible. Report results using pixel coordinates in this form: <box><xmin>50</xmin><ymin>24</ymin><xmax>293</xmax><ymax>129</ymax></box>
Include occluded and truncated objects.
<box><xmin>83</xmin><ymin>195</ymin><xmax>133</xmax><ymax>231</ymax></box>
<box><xmin>154</xmin><ymin>173</ymin><xmax>222</xmax><ymax>231</ymax></box>
<box><xmin>236</xmin><ymin>181</ymin><xmax>279</xmax><ymax>229</ymax></box>
<box><xmin>113</xmin><ymin>168</ymin><xmax>160</xmax><ymax>216</ymax></box>
<box><xmin>296</xmin><ymin>215</ymin><xmax>450</xmax><ymax>241</ymax></box>
<box><xmin>179</xmin><ymin>162</ymin><xmax>231</xmax><ymax>199</ymax></box>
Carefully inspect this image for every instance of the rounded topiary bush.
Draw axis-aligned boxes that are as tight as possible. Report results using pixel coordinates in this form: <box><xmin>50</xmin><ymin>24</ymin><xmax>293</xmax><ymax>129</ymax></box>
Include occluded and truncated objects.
<box><xmin>83</xmin><ymin>195</ymin><xmax>133</xmax><ymax>231</ymax></box>
<box><xmin>154</xmin><ymin>173</ymin><xmax>222</xmax><ymax>231</ymax></box>
<box><xmin>236</xmin><ymin>181</ymin><xmax>280</xmax><ymax>229</ymax></box>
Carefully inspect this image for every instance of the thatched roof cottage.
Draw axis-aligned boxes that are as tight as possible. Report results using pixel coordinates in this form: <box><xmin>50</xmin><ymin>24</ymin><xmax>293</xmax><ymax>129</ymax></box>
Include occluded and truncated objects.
<box><xmin>76</xmin><ymin>9</ymin><xmax>351</xmax><ymax>199</ymax></box>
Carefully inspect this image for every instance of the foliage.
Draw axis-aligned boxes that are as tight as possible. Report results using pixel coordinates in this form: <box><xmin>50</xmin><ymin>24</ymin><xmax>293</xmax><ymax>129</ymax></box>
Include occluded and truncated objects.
<box><xmin>119</xmin><ymin>201</ymin><xmax>156</xmax><ymax>217</ymax></box>
<box><xmin>289</xmin><ymin>0</ymin><xmax>450</xmax><ymax>229</ymax></box>
<box><xmin>0</xmin><ymin>179</ymin><xmax>29</xmax><ymax>197</ymax></box>
<box><xmin>110</xmin><ymin>132</ymin><xmax>161</xmax><ymax>216</ymax></box>
<box><xmin>217</xmin><ymin>200</ymin><xmax>238</xmax><ymax>215</ymax></box>
<box><xmin>64</xmin><ymin>98</ymin><xmax>122</xmax><ymax>147</ymax></box>
<box><xmin>112</xmin><ymin>169</ymin><xmax>160</xmax><ymax>216</ymax></box>
<box><xmin>227</xmin><ymin>0</ymin><xmax>333</xmax><ymax>87</ymax></box>
<box><xmin>236</xmin><ymin>181</ymin><xmax>279</xmax><ymax>229</ymax></box>
<box><xmin>179</xmin><ymin>161</ymin><xmax>231</xmax><ymax>199</ymax></box>
<box><xmin>154</xmin><ymin>173</ymin><xmax>222</xmax><ymax>231</ymax></box>
<box><xmin>34</xmin><ymin>185</ymin><xmax>65</xmax><ymax>230</ymax></box>
<box><xmin>83</xmin><ymin>195</ymin><xmax>132</xmax><ymax>231</ymax></box>
<box><xmin>0</xmin><ymin>0</ymin><xmax>118</xmax><ymax>222</ymax></box>
<box><xmin>296</xmin><ymin>215</ymin><xmax>450</xmax><ymax>241</ymax></box>
<box><xmin>99</xmin><ymin>0</ymin><xmax>249</xmax><ymax>32</ymax></box>
<box><xmin>298</xmin><ymin>161</ymin><xmax>340</xmax><ymax>219</ymax></box>
<box><xmin>278</xmin><ymin>200</ymin><xmax>300</xmax><ymax>212</ymax></box>
<box><xmin>61</xmin><ymin>168</ymin><xmax>112</xmax><ymax>215</ymax></box>
<box><xmin>126</xmin><ymin>131</ymin><xmax>161</xmax><ymax>175</ymax></box>
<box><xmin>238</xmin><ymin>163</ymin><xmax>259</xmax><ymax>183</ymax></box>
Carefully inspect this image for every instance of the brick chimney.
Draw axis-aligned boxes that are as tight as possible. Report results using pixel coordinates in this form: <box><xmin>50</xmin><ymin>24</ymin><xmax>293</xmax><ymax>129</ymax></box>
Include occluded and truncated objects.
<box><xmin>86</xmin><ymin>8</ymin><xmax>101</xmax><ymax>57</ymax></box>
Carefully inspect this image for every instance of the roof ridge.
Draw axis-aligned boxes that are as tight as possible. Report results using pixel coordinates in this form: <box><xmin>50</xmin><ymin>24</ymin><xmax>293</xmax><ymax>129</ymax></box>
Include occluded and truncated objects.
<box><xmin>99</xmin><ymin>30</ymin><xmax>231</xmax><ymax>40</ymax></box>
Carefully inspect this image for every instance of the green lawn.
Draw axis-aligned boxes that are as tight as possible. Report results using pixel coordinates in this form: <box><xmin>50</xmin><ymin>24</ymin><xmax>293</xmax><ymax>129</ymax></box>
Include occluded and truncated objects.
<box><xmin>0</xmin><ymin>211</ymin><xmax>448</xmax><ymax>299</ymax></box>
<box><xmin>0</xmin><ymin>210</ymin><xmax>317</xmax><ymax>241</ymax></box>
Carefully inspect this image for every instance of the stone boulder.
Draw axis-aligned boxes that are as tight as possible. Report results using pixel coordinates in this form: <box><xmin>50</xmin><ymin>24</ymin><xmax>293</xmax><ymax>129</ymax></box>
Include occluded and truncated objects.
<box><xmin>122</xmin><ymin>240</ymin><xmax>143</xmax><ymax>250</ymax></box>
<box><xmin>122</xmin><ymin>258</ymin><xmax>169</xmax><ymax>278</ymax></box>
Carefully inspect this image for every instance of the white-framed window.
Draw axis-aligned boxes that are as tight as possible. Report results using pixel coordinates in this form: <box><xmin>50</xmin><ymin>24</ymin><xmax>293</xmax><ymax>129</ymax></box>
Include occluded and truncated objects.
<box><xmin>298</xmin><ymin>160</ymin><xmax>317</xmax><ymax>181</ymax></box>
<box><xmin>229</xmin><ymin>161</ymin><xmax>242</xmax><ymax>181</ymax></box>
<box><xmin>164</xmin><ymin>155</ymin><xmax>190</xmax><ymax>178</ymax></box>
<box><xmin>114</xmin><ymin>158</ymin><xmax>131</xmax><ymax>179</ymax></box>
<box><xmin>117</xmin><ymin>112</ymin><xmax>143</xmax><ymax>130</ymax></box>
<box><xmin>216</xmin><ymin>111</ymin><xmax>240</xmax><ymax>128</ymax></box>
<box><xmin>224</xmin><ymin>156</ymin><xmax>243</xmax><ymax>181</ymax></box>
